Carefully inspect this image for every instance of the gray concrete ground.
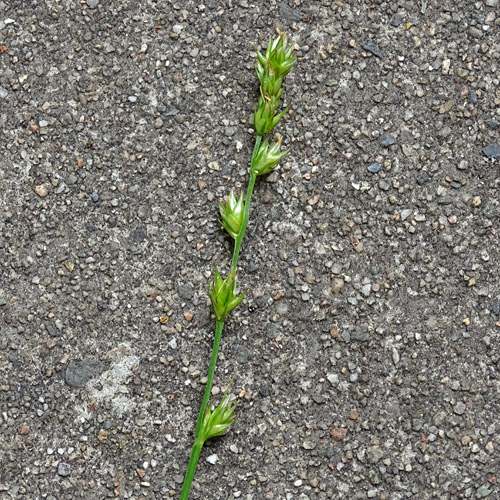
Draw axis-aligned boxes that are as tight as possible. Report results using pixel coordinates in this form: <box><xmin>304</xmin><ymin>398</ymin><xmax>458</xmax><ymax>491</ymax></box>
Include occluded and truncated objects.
<box><xmin>0</xmin><ymin>0</ymin><xmax>499</xmax><ymax>499</ymax></box>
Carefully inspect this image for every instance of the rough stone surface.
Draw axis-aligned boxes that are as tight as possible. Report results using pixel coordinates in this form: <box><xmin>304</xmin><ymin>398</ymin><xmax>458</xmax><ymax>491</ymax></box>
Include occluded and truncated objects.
<box><xmin>0</xmin><ymin>1</ymin><xmax>498</xmax><ymax>499</ymax></box>
<box><xmin>65</xmin><ymin>359</ymin><xmax>106</xmax><ymax>387</ymax></box>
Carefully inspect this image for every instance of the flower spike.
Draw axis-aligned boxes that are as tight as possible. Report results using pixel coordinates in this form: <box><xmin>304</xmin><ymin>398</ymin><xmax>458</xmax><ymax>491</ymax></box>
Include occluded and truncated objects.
<box><xmin>251</xmin><ymin>136</ymin><xmax>289</xmax><ymax>176</ymax></box>
<box><xmin>209</xmin><ymin>267</ymin><xmax>245</xmax><ymax>321</ymax></box>
<box><xmin>220</xmin><ymin>190</ymin><xmax>244</xmax><ymax>239</ymax></box>
<box><xmin>199</xmin><ymin>380</ymin><xmax>237</xmax><ymax>444</ymax></box>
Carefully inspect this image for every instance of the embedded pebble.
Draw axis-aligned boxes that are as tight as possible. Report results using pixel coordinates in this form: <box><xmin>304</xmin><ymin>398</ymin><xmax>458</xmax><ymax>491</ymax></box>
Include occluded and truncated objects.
<box><xmin>367</xmin><ymin>162</ymin><xmax>382</xmax><ymax>173</ymax></box>
<box><xmin>34</xmin><ymin>185</ymin><xmax>49</xmax><ymax>198</ymax></box>
<box><xmin>482</xmin><ymin>143</ymin><xmax>500</xmax><ymax>159</ymax></box>
<box><xmin>57</xmin><ymin>463</ymin><xmax>71</xmax><ymax>477</ymax></box>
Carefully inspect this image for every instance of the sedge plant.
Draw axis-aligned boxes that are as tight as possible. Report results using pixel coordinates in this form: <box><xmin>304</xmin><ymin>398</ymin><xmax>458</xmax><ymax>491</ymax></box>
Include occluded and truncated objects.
<box><xmin>179</xmin><ymin>31</ymin><xmax>296</xmax><ymax>499</ymax></box>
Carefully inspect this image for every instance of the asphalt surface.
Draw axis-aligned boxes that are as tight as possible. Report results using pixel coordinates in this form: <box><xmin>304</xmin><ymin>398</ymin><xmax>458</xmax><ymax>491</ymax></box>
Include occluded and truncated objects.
<box><xmin>0</xmin><ymin>1</ymin><xmax>499</xmax><ymax>499</ymax></box>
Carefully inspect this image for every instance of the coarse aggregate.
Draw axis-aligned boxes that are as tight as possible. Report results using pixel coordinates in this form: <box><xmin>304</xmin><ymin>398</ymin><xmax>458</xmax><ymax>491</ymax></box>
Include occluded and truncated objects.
<box><xmin>0</xmin><ymin>1</ymin><xmax>499</xmax><ymax>499</ymax></box>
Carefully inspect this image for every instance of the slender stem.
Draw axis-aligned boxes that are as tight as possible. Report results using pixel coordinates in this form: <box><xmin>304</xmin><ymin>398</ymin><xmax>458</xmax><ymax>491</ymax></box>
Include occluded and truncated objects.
<box><xmin>195</xmin><ymin>319</ymin><xmax>225</xmax><ymax>438</ymax></box>
<box><xmin>230</xmin><ymin>135</ymin><xmax>262</xmax><ymax>272</ymax></box>
<box><xmin>180</xmin><ymin>135</ymin><xmax>262</xmax><ymax>499</ymax></box>
<box><xmin>180</xmin><ymin>319</ymin><xmax>225</xmax><ymax>499</ymax></box>
<box><xmin>179</xmin><ymin>440</ymin><xmax>203</xmax><ymax>500</ymax></box>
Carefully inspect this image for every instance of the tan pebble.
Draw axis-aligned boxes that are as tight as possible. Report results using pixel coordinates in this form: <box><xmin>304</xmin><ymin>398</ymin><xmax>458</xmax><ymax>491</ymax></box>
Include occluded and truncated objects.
<box><xmin>485</xmin><ymin>441</ymin><xmax>494</xmax><ymax>454</ymax></box>
<box><xmin>471</xmin><ymin>196</ymin><xmax>481</xmax><ymax>207</ymax></box>
<box><xmin>330</xmin><ymin>428</ymin><xmax>347</xmax><ymax>441</ymax></box>
<box><xmin>183</xmin><ymin>311</ymin><xmax>193</xmax><ymax>321</ymax></box>
<box><xmin>97</xmin><ymin>429</ymin><xmax>108</xmax><ymax>442</ymax></box>
<box><xmin>34</xmin><ymin>184</ymin><xmax>48</xmax><ymax>197</ymax></box>
<box><xmin>332</xmin><ymin>278</ymin><xmax>344</xmax><ymax>294</ymax></box>
<box><xmin>20</xmin><ymin>425</ymin><xmax>30</xmax><ymax>435</ymax></box>
<box><xmin>463</xmin><ymin>317</ymin><xmax>470</xmax><ymax>326</ymax></box>
<box><xmin>65</xmin><ymin>262</ymin><xmax>74</xmax><ymax>272</ymax></box>
<box><xmin>136</xmin><ymin>468</ymin><xmax>146</xmax><ymax>478</ymax></box>
<box><xmin>59</xmin><ymin>353</ymin><xmax>70</xmax><ymax>364</ymax></box>
<box><xmin>349</xmin><ymin>410</ymin><xmax>359</xmax><ymax>420</ymax></box>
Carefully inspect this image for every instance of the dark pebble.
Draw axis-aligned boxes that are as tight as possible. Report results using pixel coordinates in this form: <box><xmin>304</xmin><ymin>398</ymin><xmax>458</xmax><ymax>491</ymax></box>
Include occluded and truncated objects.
<box><xmin>267</xmin><ymin>324</ymin><xmax>278</xmax><ymax>339</ymax></box>
<box><xmin>178</xmin><ymin>284</ymin><xmax>194</xmax><ymax>301</ymax></box>
<box><xmin>259</xmin><ymin>384</ymin><xmax>270</xmax><ymax>397</ymax></box>
<box><xmin>255</xmin><ymin>297</ymin><xmax>266</xmax><ymax>309</ymax></box>
<box><xmin>104</xmin><ymin>420</ymin><xmax>112</xmax><ymax>430</ymax></box>
<box><xmin>131</xmin><ymin>227</ymin><xmax>147</xmax><ymax>243</ymax></box>
<box><xmin>65</xmin><ymin>359</ymin><xmax>105</xmax><ymax>388</ymax></box>
<box><xmin>469</xmin><ymin>91</ymin><xmax>478</xmax><ymax>104</ymax></box>
<box><xmin>362</xmin><ymin>40</ymin><xmax>382</xmax><ymax>58</ymax></box>
<box><xmin>312</xmin><ymin>394</ymin><xmax>326</xmax><ymax>404</ymax></box>
<box><xmin>221</xmin><ymin>164</ymin><xmax>233</xmax><ymax>176</ymax></box>
<box><xmin>279</xmin><ymin>2</ymin><xmax>302</xmax><ymax>22</ymax></box>
<box><xmin>482</xmin><ymin>143</ymin><xmax>500</xmax><ymax>160</ymax></box>
<box><xmin>491</xmin><ymin>302</ymin><xmax>500</xmax><ymax>316</ymax></box>
<box><xmin>232</xmin><ymin>344</ymin><xmax>253</xmax><ymax>363</ymax></box>
<box><xmin>412</xmin><ymin>419</ymin><xmax>424</xmax><ymax>431</ymax></box>
<box><xmin>367</xmin><ymin>162</ymin><xmax>382</xmax><ymax>173</ymax></box>
<box><xmin>91</xmin><ymin>193</ymin><xmax>99</xmax><ymax>203</ymax></box>
<box><xmin>247</xmin><ymin>261</ymin><xmax>259</xmax><ymax>273</ymax></box>
<box><xmin>157</xmin><ymin>105</ymin><xmax>167</xmax><ymax>113</ymax></box>
<box><xmin>351</xmin><ymin>331</ymin><xmax>370</xmax><ymax>342</ymax></box>
<box><xmin>485</xmin><ymin>119</ymin><xmax>499</xmax><ymax>130</ymax></box>
<box><xmin>417</xmin><ymin>173</ymin><xmax>430</xmax><ymax>185</ymax></box>
<box><xmin>380</xmin><ymin>135</ymin><xmax>396</xmax><ymax>147</ymax></box>
<box><xmin>46</xmin><ymin>324</ymin><xmax>61</xmax><ymax>337</ymax></box>
<box><xmin>390</xmin><ymin>18</ymin><xmax>401</xmax><ymax>27</ymax></box>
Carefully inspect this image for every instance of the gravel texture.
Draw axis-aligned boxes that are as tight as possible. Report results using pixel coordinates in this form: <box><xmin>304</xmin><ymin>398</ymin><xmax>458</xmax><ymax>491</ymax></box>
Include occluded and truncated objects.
<box><xmin>1</xmin><ymin>1</ymin><xmax>499</xmax><ymax>499</ymax></box>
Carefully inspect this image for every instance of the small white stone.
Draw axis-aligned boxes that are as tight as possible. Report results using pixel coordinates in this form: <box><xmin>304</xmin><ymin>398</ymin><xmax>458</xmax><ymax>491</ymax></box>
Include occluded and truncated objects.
<box><xmin>206</xmin><ymin>454</ymin><xmax>218</xmax><ymax>465</ymax></box>
<box><xmin>392</xmin><ymin>348</ymin><xmax>400</xmax><ymax>365</ymax></box>
<box><xmin>294</xmin><ymin>479</ymin><xmax>303</xmax><ymax>487</ymax></box>
<box><xmin>401</xmin><ymin>209</ymin><xmax>412</xmax><ymax>221</ymax></box>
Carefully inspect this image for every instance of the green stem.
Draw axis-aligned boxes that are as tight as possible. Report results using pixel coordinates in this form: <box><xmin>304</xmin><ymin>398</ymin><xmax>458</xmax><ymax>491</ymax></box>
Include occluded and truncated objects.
<box><xmin>180</xmin><ymin>135</ymin><xmax>262</xmax><ymax>499</ymax></box>
<box><xmin>179</xmin><ymin>440</ymin><xmax>203</xmax><ymax>500</ymax></box>
<box><xmin>230</xmin><ymin>135</ymin><xmax>262</xmax><ymax>272</ymax></box>
<box><xmin>180</xmin><ymin>319</ymin><xmax>225</xmax><ymax>499</ymax></box>
<box><xmin>195</xmin><ymin>320</ymin><xmax>225</xmax><ymax>439</ymax></box>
